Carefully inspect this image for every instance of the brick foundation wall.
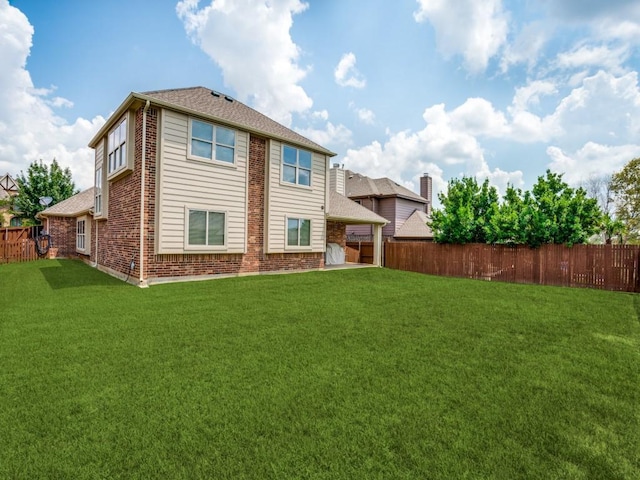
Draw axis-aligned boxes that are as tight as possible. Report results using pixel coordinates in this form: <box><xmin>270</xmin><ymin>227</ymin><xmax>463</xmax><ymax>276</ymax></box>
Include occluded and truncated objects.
<box><xmin>326</xmin><ymin>221</ymin><xmax>346</xmax><ymax>248</ymax></box>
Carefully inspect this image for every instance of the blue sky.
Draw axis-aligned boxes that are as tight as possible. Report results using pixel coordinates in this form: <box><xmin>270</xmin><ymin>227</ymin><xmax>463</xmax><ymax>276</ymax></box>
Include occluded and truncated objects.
<box><xmin>2</xmin><ymin>0</ymin><xmax>640</xmax><ymax>201</ymax></box>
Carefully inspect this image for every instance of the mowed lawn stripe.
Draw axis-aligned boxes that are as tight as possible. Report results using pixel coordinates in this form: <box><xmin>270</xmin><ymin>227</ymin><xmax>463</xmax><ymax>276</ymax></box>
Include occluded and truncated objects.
<box><xmin>1</xmin><ymin>260</ymin><xmax>638</xmax><ymax>479</ymax></box>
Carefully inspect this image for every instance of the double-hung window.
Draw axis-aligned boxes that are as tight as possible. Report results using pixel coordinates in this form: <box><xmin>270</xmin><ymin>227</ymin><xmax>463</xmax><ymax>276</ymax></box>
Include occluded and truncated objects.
<box><xmin>107</xmin><ymin>118</ymin><xmax>127</xmax><ymax>174</ymax></box>
<box><xmin>187</xmin><ymin>209</ymin><xmax>225</xmax><ymax>247</ymax></box>
<box><xmin>287</xmin><ymin>218</ymin><xmax>311</xmax><ymax>247</ymax></box>
<box><xmin>189</xmin><ymin>119</ymin><xmax>235</xmax><ymax>164</ymax></box>
<box><xmin>76</xmin><ymin>219</ymin><xmax>86</xmax><ymax>251</ymax></box>
<box><xmin>94</xmin><ymin>167</ymin><xmax>102</xmax><ymax>214</ymax></box>
<box><xmin>282</xmin><ymin>145</ymin><xmax>311</xmax><ymax>186</ymax></box>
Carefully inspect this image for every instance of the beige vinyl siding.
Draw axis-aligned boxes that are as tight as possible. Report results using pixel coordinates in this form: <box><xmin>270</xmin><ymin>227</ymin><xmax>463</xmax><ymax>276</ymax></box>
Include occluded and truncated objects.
<box><xmin>266</xmin><ymin>140</ymin><xmax>326</xmax><ymax>253</ymax></box>
<box><xmin>157</xmin><ymin>109</ymin><xmax>248</xmax><ymax>254</ymax></box>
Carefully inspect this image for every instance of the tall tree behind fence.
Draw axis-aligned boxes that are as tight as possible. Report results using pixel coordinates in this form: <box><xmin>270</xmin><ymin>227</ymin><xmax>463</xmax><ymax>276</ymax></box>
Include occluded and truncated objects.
<box><xmin>384</xmin><ymin>242</ymin><xmax>640</xmax><ymax>293</ymax></box>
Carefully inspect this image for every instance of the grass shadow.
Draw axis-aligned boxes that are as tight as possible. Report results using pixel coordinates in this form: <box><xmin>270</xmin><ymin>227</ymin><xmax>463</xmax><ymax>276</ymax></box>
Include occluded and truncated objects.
<box><xmin>39</xmin><ymin>260</ymin><xmax>125</xmax><ymax>290</ymax></box>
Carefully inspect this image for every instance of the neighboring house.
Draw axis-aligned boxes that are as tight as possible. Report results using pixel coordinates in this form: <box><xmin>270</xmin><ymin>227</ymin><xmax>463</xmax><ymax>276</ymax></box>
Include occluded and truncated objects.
<box><xmin>0</xmin><ymin>173</ymin><xmax>20</xmax><ymax>227</ymax></box>
<box><xmin>39</xmin><ymin>188</ymin><xmax>95</xmax><ymax>259</ymax></box>
<box><xmin>42</xmin><ymin>86</ymin><xmax>387</xmax><ymax>285</ymax></box>
<box><xmin>338</xmin><ymin>167</ymin><xmax>433</xmax><ymax>240</ymax></box>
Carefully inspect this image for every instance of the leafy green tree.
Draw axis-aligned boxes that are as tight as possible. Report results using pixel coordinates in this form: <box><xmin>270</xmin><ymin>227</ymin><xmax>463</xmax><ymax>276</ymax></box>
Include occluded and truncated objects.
<box><xmin>430</xmin><ymin>176</ymin><xmax>499</xmax><ymax>243</ymax></box>
<box><xmin>432</xmin><ymin>170</ymin><xmax>601</xmax><ymax>247</ymax></box>
<box><xmin>486</xmin><ymin>185</ymin><xmax>527</xmax><ymax>244</ymax></box>
<box><xmin>520</xmin><ymin>170</ymin><xmax>601</xmax><ymax>247</ymax></box>
<box><xmin>13</xmin><ymin>159</ymin><xmax>77</xmax><ymax>225</ymax></box>
<box><xmin>611</xmin><ymin>158</ymin><xmax>640</xmax><ymax>243</ymax></box>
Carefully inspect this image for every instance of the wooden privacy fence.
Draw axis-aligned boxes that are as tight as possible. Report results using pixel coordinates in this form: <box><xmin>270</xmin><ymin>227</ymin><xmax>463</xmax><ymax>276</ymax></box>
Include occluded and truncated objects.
<box><xmin>0</xmin><ymin>227</ymin><xmax>47</xmax><ymax>264</ymax></box>
<box><xmin>384</xmin><ymin>242</ymin><xmax>640</xmax><ymax>293</ymax></box>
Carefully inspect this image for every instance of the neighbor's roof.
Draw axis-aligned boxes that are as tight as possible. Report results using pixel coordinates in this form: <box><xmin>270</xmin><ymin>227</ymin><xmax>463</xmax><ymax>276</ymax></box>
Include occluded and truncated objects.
<box><xmin>0</xmin><ymin>173</ymin><xmax>17</xmax><ymax>199</ymax></box>
<box><xmin>38</xmin><ymin>187</ymin><xmax>95</xmax><ymax>218</ymax></box>
<box><xmin>345</xmin><ymin>170</ymin><xmax>428</xmax><ymax>203</ymax></box>
<box><xmin>394</xmin><ymin>209</ymin><xmax>433</xmax><ymax>238</ymax></box>
<box><xmin>89</xmin><ymin>86</ymin><xmax>335</xmax><ymax>156</ymax></box>
<box><xmin>326</xmin><ymin>191</ymin><xmax>388</xmax><ymax>225</ymax></box>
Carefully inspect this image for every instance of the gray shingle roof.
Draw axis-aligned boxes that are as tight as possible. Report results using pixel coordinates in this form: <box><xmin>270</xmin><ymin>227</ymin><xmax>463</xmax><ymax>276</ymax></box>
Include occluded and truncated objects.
<box><xmin>39</xmin><ymin>188</ymin><xmax>95</xmax><ymax>217</ymax></box>
<box><xmin>394</xmin><ymin>209</ymin><xmax>433</xmax><ymax>238</ymax></box>
<box><xmin>141</xmin><ymin>87</ymin><xmax>334</xmax><ymax>155</ymax></box>
<box><xmin>345</xmin><ymin>170</ymin><xmax>427</xmax><ymax>203</ymax></box>
<box><xmin>326</xmin><ymin>191</ymin><xmax>388</xmax><ymax>225</ymax></box>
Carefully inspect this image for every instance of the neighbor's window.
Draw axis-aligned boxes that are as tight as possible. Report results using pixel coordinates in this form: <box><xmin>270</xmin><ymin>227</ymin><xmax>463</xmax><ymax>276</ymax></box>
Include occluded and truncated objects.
<box><xmin>189</xmin><ymin>119</ymin><xmax>235</xmax><ymax>163</ymax></box>
<box><xmin>287</xmin><ymin>218</ymin><xmax>311</xmax><ymax>247</ymax></box>
<box><xmin>77</xmin><ymin>219</ymin><xmax>86</xmax><ymax>250</ymax></box>
<box><xmin>282</xmin><ymin>145</ymin><xmax>311</xmax><ymax>186</ymax></box>
<box><xmin>95</xmin><ymin>167</ymin><xmax>102</xmax><ymax>214</ymax></box>
<box><xmin>188</xmin><ymin>209</ymin><xmax>225</xmax><ymax>246</ymax></box>
<box><xmin>107</xmin><ymin>117</ymin><xmax>127</xmax><ymax>174</ymax></box>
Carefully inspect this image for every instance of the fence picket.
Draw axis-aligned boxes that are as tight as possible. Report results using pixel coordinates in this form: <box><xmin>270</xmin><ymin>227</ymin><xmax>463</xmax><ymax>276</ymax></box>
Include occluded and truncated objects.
<box><xmin>382</xmin><ymin>242</ymin><xmax>640</xmax><ymax>293</ymax></box>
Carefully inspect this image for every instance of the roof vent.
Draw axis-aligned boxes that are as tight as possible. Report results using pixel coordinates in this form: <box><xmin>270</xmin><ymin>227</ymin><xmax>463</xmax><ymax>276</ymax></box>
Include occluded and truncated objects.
<box><xmin>224</xmin><ymin>96</ymin><xmax>233</xmax><ymax>102</ymax></box>
<box><xmin>211</xmin><ymin>91</ymin><xmax>220</xmax><ymax>97</ymax></box>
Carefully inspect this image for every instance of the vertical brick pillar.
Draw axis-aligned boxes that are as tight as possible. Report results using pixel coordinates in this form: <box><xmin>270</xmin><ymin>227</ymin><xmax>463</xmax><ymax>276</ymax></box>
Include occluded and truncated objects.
<box><xmin>241</xmin><ymin>135</ymin><xmax>267</xmax><ymax>273</ymax></box>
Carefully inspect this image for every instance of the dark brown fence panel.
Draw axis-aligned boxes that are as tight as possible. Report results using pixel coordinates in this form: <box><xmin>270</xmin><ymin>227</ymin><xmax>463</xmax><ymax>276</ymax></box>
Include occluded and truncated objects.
<box><xmin>0</xmin><ymin>227</ymin><xmax>44</xmax><ymax>264</ymax></box>
<box><xmin>346</xmin><ymin>242</ymin><xmax>374</xmax><ymax>264</ymax></box>
<box><xmin>384</xmin><ymin>242</ymin><xmax>640</xmax><ymax>293</ymax></box>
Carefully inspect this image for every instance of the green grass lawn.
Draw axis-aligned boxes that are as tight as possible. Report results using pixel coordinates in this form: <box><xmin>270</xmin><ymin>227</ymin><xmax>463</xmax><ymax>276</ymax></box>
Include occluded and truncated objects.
<box><xmin>1</xmin><ymin>260</ymin><xmax>638</xmax><ymax>479</ymax></box>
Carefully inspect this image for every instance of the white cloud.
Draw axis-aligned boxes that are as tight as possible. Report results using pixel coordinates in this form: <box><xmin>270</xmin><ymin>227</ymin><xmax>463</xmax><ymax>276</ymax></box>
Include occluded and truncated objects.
<box><xmin>554</xmin><ymin>43</ymin><xmax>630</xmax><ymax>75</ymax></box>
<box><xmin>311</xmin><ymin>110</ymin><xmax>329</xmax><ymax>121</ymax></box>
<box><xmin>355</xmin><ymin>107</ymin><xmax>375</xmax><ymax>125</ymax></box>
<box><xmin>343</xmin><ymin>101</ymin><xmax>524</xmax><ymax>202</ymax></box>
<box><xmin>295</xmin><ymin>122</ymin><xmax>352</xmax><ymax>150</ymax></box>
<box><xmin>176</xmin><ymin>0</ymin><xmax>312</xmax><ymax>126</ymax></box>
<box><xmin>547</xmin><ymin>142</ymin><xmax>640</xmax><ymax>185</ymax></box>
<box><xmin>414</xmin><ymin>0</ymin><xmax>509</xmax><ymax>73</ymax></box>
<box><xmin>500</xmin><ymin>21</ymin><xmax>550</xmax><ymax>72</ymax></box>
<box><xmin>334</xmin><ymin>52</ymin><xmax>366</xmax><ymax>88</ymax></box>
<box><xmin>0</xmin><ymin>1</ymin><xmax>104</xmax><ymax>190</ymax></box>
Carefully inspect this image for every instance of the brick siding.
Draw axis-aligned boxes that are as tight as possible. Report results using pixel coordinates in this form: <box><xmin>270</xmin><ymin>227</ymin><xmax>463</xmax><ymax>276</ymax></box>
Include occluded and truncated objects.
<box><xmin>326</xmin><ymin>220</ymin><xmax>346</xmax><ymax>247</ymax></box>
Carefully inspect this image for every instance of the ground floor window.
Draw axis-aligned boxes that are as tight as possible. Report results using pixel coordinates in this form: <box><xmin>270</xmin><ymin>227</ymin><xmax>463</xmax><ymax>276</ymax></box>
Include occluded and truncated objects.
<box><xmin>76</xmin><ymin>219</ymin><xmax>86</xmax><ymax>250</ymax></box>
<box><xmin>287</xmin><ymin>218</ymin><xmax>311</xmax><ymax>246</ymax></box>
<box><xmin>188</xmin><ymin>209</ymin><xmax>225</xmax><ymax>246</ymax></box>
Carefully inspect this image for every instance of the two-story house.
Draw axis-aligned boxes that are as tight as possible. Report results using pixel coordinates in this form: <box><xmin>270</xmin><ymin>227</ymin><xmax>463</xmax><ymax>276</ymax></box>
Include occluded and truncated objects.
<box><xmin>335</xmin><ymin>167</ymin><xmax>433</xmax><ymax>241</ymax></box>
<box><xmin>40</xmin><ymin>87</ymin><xmax>388</xmax><ymax>285</ymax></box>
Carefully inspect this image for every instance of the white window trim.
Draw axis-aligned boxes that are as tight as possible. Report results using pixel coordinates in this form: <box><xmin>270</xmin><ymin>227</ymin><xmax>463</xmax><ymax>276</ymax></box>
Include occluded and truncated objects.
<box><xmin>187</xmin><ymin>117</ymin><xmax>237</xmax><ymax>167</ymax></box>
<box><xmin>106</xmin><ymin>114</ymin><xmax>134</xmax><ymax>181</ymax></box>
<box><xmin>281</xmin><ymin>145</ymin><xmax>313</xmax><ymax>189</ymax></box>
<box><xmin>285</xmin><ymin>216</ymin><xmax>313</xmax><ymax>251</ymax></box>
<box><xmin>76</xmin><ymin>216</ymin><xmax>91</xmax><ymax>255</ymax></box>
<box><xmin>94</xmin><ymin>166</ymin><xmax>102</xmax><ymax>215</ymax></box>
<box><xmin>184</xmin><ymin>206</ymin><xmax>228</xmax><ymax>252</ymax></box>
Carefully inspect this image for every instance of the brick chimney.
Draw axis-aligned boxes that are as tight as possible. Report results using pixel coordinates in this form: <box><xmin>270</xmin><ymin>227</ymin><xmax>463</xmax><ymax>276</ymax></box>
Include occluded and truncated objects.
<box><xmin>420</xmin><ymin>173</ymin><xmax>432</xmax><ymax>214</ymax></box>
<box><xmin>329</xmin><ymin>163</ymin><xmax>345</xmax><ymax>195</ymax></box>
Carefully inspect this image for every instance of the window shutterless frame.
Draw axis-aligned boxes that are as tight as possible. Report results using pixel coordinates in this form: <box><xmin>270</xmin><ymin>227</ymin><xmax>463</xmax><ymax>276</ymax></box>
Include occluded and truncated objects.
<box><xmin>188</xmin><ymin>118</ymin><xmax>236</xmax><ymax>165</ymax></box>
<box><xmin>282</xmin><ymin>145</ymin><xmax>312</xmax><ymax>187</ymax></box>
<box><xmin>184</xmin><ymin>207</ymin><xmax>227</xmax><ymax>250</ymax></box>
<box><xmin>286</xmin><ymin>217</ymin><xmax>311</xmax><ymax>248</ymax></box>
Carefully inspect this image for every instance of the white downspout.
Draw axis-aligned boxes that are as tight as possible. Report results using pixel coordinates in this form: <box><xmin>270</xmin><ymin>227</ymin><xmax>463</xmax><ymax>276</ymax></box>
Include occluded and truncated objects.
<box><xmin>139</xmin><ymin>100</ymin><xmax>150</xmax><ymax>286</ymax></box>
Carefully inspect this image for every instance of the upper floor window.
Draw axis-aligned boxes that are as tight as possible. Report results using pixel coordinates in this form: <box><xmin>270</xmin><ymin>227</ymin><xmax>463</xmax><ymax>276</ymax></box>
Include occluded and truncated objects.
<box><xmin>108</xmin><ymin>118</ymin><xmax>127</xmax><ymax>174</ymax></box>
<box><xmin>189</xmin><ymin>119</ymin><xmax>235</xmax><ymax>164</ymax></box>
<box><xmin>282</xmin><ymin>145</ymin><xmax>311</xmax><ymax>187</ymax></box>
<box><xmin>94</xmin><ymin>167</ymin><xmax>102</xmax><ymax>214</ymax></box>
